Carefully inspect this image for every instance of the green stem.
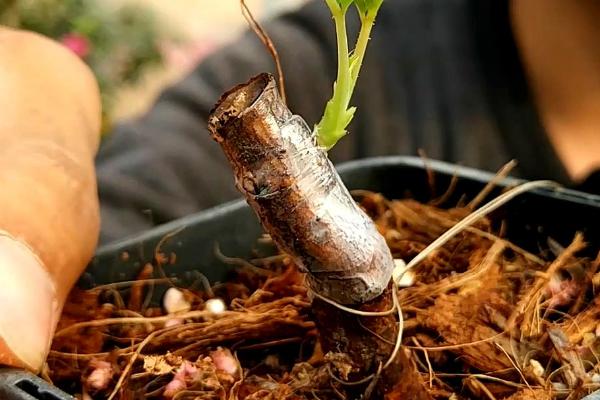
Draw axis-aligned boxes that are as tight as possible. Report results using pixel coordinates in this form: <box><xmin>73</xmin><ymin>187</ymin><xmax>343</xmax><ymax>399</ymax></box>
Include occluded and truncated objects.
<box><xmin>349</xmin><ymin>15</ymin><xmax>375</xmax><ymax>89</ymax></box>
<box><xmin>315</xmin><ymin>1</ymin><xmax>383</xmax><ymax>150</ymax></box>
<box><xmin>332</xmin><ymin>10</ymin><xmax>351</xmax><ymax>123</ymax></box>
<box><xmin>315</xmin><ymin>5</ymin><xmax>353</xmax><ymax>149</ymax></box>
<box><xmin>324</xmin><ymin>0</ymin><xmax>341</xmax><ymax>14</ymax></box>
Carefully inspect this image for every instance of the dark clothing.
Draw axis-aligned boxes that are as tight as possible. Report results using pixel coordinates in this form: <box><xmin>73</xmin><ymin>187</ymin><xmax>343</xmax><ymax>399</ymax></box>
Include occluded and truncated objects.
<box><xmin>96</xmin><ymin>0</ymin><xmax>572</xmax><ymax>243</ymax></box>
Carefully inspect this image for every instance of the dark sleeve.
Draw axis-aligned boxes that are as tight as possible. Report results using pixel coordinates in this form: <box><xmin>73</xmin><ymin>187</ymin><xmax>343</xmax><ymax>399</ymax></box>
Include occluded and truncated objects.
<box><xmin>96</xmin><ymin>1</ymin><xmax>342</xmax><ymax>244</ymax></box>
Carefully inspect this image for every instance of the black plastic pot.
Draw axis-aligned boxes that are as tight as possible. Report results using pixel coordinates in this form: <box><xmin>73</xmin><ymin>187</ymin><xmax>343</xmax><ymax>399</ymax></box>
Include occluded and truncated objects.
<box><xmin>2</xmin><ymin>156</ymin><xmax>600</xmax><ymax>400</ymax></box>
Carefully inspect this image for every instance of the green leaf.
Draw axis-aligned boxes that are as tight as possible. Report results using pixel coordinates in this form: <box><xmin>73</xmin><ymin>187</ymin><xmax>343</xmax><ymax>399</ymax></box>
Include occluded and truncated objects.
<box><xmin>354</xmin><ymin>0</ymin><xmax>383</xmax><ymax>18</ymax></box>
<box><xmin>354</xmin><ymin>0</ymin><xmax>368</xmax><ymax>15</ymax></box>
<box><xmin>336</xmin><ymin>0</ymin><xmax>355</xmax><ymax>9</ymax></box>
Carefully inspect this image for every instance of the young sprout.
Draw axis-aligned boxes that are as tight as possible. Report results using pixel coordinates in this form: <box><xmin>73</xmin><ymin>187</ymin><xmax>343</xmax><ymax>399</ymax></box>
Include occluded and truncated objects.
<box><xmin>315</xmin><ymin>0</ymin><xmax>384</xmax><ymax>149</ymax></box>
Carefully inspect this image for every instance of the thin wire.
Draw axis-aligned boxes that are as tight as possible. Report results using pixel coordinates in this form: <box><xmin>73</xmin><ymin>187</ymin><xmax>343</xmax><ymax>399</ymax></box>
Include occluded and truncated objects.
<box><xmin>382</xmin><ymin>288</ymin><xmax>403</xmax><ymax>369</ymax></box>
<box><xmin>313</xmin><ymin>181</ymin><xmax>560</xmax><ymax>384</ymax></box>
<box><xmin>310</xmin><ymin>290</ymin><xmax>397</xmax><ymax>316</ymax></box>
<box><xmin>358</xmin><ymin>318</ymin><xmax>395</xmax><ymax>345</ymax></box>
<box><xmin>322</xmin><ymin>288</ymin><xmax>404</xmax><ymax>387</ymax></box>
<box><xmin>327</xmin><ymin>364</ymin><xmax>375</xmax><ymax>386</ymax></box>
<box><xmin>401</xmin><ymin>180</ymin><xmax>560</xmax><ymax>275</ymax></box>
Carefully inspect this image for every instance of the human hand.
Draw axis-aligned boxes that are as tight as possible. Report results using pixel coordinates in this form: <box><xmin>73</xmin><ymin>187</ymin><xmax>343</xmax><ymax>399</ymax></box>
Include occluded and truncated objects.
<box><xmin>0</xmin><ymin>26</ymin><xmax>101</xmax><ymax>372</ymax></box>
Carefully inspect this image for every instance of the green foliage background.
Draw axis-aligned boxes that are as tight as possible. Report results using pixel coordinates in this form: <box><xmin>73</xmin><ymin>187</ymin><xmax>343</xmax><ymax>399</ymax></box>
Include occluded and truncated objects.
<box><xmin>0</xmin><ymin>0</ymin><xmax>176</xmax><ymax>129</ymax></box>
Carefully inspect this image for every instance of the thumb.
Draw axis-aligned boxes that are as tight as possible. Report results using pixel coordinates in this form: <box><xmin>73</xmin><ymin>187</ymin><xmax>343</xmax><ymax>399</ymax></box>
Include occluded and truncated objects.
<box><xmin>0</xmin><ymin>234</ymin><xmax>57</xmax><ymax>371</ymax></box>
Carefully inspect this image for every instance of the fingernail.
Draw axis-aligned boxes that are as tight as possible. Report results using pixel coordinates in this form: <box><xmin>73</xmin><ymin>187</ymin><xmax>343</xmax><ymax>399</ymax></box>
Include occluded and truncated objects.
<box><xmin>0</xmin><ymin>235</ymin><xmax>56</xmax><ymax>372</ymax></box>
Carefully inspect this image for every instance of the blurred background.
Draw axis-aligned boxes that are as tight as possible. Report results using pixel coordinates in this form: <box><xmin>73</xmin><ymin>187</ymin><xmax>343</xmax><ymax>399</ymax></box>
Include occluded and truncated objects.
<box><xmin>0</xmin><ymin>0</ymin><xmax>307</xmax><ymax>130</ymax></box>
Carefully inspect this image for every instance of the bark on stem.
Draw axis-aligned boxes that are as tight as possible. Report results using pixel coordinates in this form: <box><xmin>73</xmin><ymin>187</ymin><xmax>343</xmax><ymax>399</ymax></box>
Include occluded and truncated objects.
<box><xmin>208</xmin><ymin>73</ymin><xmax>394</xmax><ymax>305</ymax></box>
<box><xmin>313</xmin><ymin>286</ymin><xmax>432</xmax><ymax>399</ymax></box>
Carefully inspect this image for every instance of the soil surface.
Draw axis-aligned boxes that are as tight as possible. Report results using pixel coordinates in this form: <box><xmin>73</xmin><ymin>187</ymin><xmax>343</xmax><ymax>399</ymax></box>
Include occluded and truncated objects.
<box><xmin>47</xmin><ymin>191</ymin><xmax>600</xmax><ymax>399</ymax></box>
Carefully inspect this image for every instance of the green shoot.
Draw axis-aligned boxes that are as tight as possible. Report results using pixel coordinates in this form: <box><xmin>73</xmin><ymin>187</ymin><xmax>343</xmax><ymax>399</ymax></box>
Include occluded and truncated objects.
<box><xmin>315</xmin><ymin>0</ymin><xmax>384</xmax><ymax>150</ymax></box>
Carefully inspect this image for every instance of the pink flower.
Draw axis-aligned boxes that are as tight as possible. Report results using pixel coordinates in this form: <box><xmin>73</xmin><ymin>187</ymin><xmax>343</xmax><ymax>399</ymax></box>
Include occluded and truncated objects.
<box><xmin>163</xmin><ymin>379</ymin><xmax>186</xmax><ymax>398</ymax></box>
<box><xmin>546</xmin><ymin>275</ymin><xmax>581</xmax><ymax>309</ymax></box>
<box><xmin>163</xmin><ymin>361</ymin><xmax>198</xmax><ymax>398</ymax></box>
<box><xmin>61</xmin><ymin>33</ymin><xmax>90</xmax><ymax>58</ymax></box>
<box><xmin>86</xmin><ymin>360</ymin><xmax>113</xmax><ymax>391</ymax></box>
<box><xmin>210</xmin><ymin>347</ymin><xmax>238</xmax><ymax>376</ymax></box>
